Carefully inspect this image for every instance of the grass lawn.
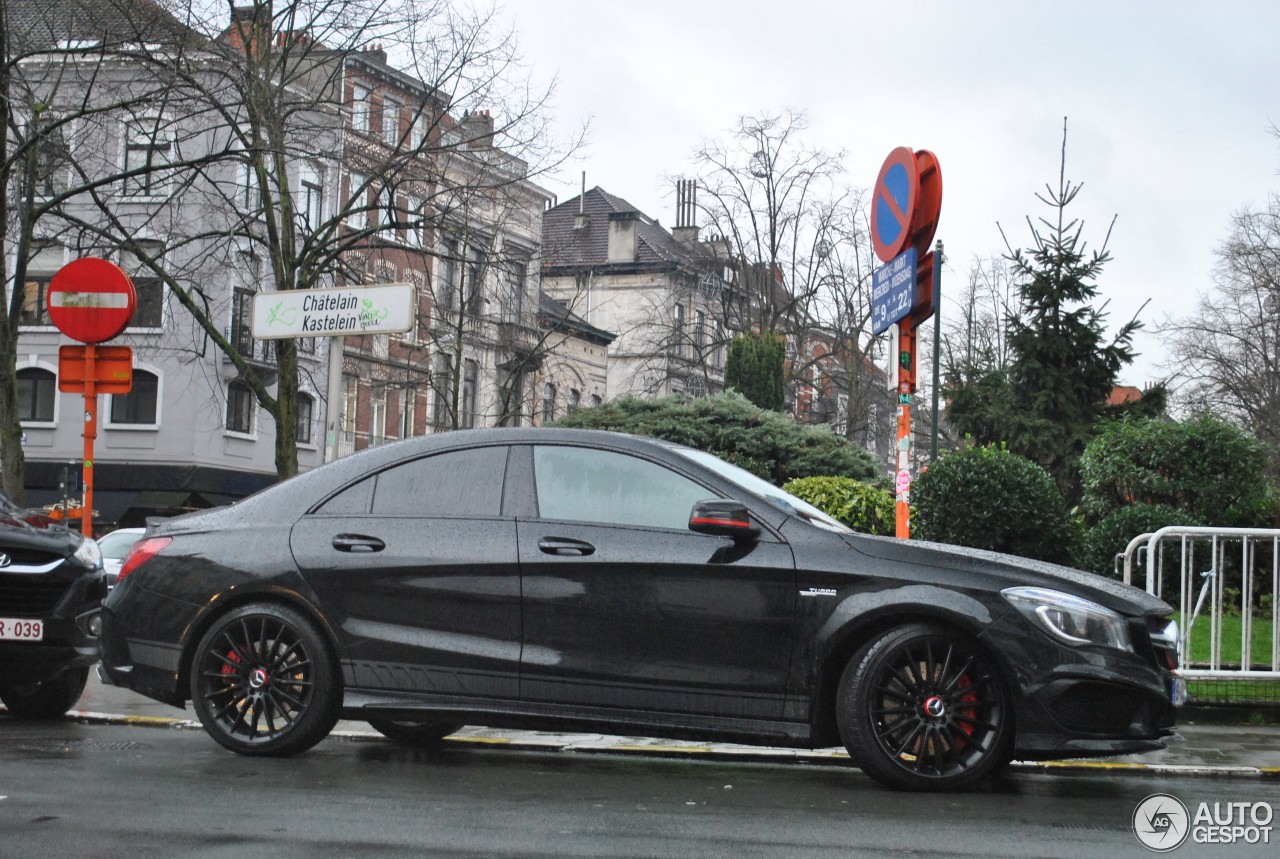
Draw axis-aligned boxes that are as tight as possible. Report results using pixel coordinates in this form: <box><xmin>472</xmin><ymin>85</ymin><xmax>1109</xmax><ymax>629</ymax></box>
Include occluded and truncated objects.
<box><xmin>1177</xmin><ymin>610</ymin><xmax>1276</xmax><ymax>668</ymax></box>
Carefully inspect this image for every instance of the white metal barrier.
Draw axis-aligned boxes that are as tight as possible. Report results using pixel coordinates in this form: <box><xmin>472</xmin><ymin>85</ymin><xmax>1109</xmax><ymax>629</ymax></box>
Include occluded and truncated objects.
<box><xmin>1119</xmin><ymin>526</ymin><xmax>1280</xmax><ymax>681</ymax></box>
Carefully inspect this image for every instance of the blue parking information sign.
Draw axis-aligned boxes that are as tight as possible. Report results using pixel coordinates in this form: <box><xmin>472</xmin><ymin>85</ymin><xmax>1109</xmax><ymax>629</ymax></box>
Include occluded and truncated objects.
<box><xmin>871</xmin><ymin>247</ymin><xmax>916</xmax><ymax>335</ymax></box>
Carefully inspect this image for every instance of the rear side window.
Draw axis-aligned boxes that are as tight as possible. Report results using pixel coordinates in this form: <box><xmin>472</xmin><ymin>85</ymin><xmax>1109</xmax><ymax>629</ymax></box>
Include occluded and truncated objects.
<box><xmin>371</xmin><ymin>446</ymin><xmax>507</xmax><ymax>517</ymax></box>
<box><xmin>533</xmin><ymin>445</ymin><xmax>712</xmax><ymax>530</ymax></box>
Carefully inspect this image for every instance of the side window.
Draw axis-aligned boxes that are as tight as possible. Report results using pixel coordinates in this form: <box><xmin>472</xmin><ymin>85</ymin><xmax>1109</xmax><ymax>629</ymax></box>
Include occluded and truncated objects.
<box><xmin>370</xmin><ymin>447</ymin><xmax>507</xmax><ymax>517</ymax></box>
<box><xmin>316</xmin><ymin>477</ymin><xmax>373</xmax><ymax>514</ymax></box>
<box><xmin>533</xmin><ymin>446</ymin><xmax>713</xmax><ymax>530</ymax></box>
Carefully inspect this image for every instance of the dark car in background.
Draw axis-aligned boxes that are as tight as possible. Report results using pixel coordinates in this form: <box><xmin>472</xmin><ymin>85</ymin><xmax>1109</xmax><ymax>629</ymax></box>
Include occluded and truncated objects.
<box><xmin>100</xmin><ymin>429</ymin><xmax>1179</xmax><ymax>791</ymax></box>
<box><xmin>0</xmin><ymin>491</ymin><xmax>105</xmax><ymax>718</ymax></box>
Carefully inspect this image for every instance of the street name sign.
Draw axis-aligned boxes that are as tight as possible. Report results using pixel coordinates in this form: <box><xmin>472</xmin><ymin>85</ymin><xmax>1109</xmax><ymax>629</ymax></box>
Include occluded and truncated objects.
<box><xmin>252</xmin><ymin>283</ymin><xmax>415</xmax><ymax>339</ymax></box>
<box><xmin>871</xmin><ymin>247</ymin><xmax>917</xmax><ymax>336</ymax></box>
<box><xmin>47</xmin><ymin>257</ymin><xmax>137</xmax><ymax>344</ymax></box>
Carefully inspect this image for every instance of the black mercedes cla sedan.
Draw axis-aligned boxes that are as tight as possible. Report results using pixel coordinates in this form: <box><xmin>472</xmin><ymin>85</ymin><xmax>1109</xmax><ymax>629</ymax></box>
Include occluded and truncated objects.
<box><xmin>100</xmin><ymin>429</ymin><xmax>1179</xmax><ymax>791</ymax></box>
<box><xmin>0</xmin><ymin>491</ymin><xmax>106</xmax><ymax>718</ymax></box>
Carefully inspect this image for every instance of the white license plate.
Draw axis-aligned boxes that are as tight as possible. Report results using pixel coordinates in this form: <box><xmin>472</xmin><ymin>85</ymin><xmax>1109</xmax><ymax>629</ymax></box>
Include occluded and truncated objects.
<box><xmin>0</xmin><ymin>618</ymin><xmax>43</xmax><ymax>642</ymax></box>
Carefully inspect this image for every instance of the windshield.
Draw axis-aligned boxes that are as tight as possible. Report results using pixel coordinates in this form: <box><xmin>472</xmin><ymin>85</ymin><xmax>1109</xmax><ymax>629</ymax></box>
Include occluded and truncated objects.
<box><xmin>671</xmin><ymin>448</ymin><xmax>852</xmax><ymax>534</ymax></box>
<box><xmin>97</xmin><ymin>529</ymin><xmax>143</xmax><ymax>559</ymax></box>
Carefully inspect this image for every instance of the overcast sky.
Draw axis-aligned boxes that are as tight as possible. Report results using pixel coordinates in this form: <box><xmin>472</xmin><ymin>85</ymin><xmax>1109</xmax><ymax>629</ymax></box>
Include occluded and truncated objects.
<box><xmin>497</xmin><ymin>0</ymin><xmax>1280</xmax><ymax>387</ymax></box>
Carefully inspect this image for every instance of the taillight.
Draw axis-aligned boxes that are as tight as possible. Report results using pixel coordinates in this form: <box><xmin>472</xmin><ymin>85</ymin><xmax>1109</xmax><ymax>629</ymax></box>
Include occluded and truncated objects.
<box><xmin>117</xmin><ymin>537</ymin><xmax>173</xmax><ymax>582</ymax></box>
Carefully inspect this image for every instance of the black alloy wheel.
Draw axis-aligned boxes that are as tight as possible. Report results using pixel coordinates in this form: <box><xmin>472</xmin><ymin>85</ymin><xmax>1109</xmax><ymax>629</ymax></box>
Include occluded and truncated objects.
<box><xmin>190</xmin><ymin>603</ymin><xmax>339</xmax><ymax>757</ymax></box>
<box><xmin>837</xmin><ymin>623</ymin><xmax>1012</xmax><ymax>791</ymax></box>
<box><xmin>367</xmin><ymin>717</ymin><xmax>464</xmax><ymax>747</ymax></box>
<box><xmin>0</xmin><ymin>666</ymin><xmax>89</xmax><ymax>719</ymax></box>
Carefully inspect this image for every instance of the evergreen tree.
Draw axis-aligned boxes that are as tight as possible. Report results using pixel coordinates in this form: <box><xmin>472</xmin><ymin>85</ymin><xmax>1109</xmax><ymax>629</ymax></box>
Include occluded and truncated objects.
<box><xmin>946</xmin><ymin>120</ymin><xmax>1141</xmax><ymax>500</ymax></box>
<box><xmin>724</xmin><ymin>333</ymin><xmax>786</xmax><ymax>411</ymax></box>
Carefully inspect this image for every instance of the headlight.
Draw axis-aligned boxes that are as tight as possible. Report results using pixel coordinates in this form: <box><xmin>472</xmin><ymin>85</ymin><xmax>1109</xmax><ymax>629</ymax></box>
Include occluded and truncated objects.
<box><xmin>1002</xmin><ymin>586</ymin><xmax>1132</xmax><ymax>652</ymax></box>
<box><xmin>72</xmin><ymin>536</ymin><xmax>103</xmax><ymax>570</ymax></box>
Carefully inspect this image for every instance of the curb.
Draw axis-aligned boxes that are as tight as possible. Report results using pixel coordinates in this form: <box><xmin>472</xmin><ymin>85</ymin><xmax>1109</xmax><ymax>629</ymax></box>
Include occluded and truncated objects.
<box><xmin>61</xmin><ymin>709</ymin><xmax>1280</xmax><ymax>779</ymax></box>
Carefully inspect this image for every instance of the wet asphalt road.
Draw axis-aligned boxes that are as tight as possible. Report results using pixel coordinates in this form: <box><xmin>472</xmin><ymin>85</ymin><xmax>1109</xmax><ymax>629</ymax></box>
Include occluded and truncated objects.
<box><xmin>2</xmin><ymin>718</ymin><xmax>1279</xmax><ymax>858</ymax></box>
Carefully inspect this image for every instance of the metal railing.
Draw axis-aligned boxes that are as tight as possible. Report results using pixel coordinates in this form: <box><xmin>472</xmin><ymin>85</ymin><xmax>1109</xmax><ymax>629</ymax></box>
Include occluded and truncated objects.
<box><xmin>1120</xmin><ymin>526</ymin><xmax>1280</xmax><ymax>681</ymax></box>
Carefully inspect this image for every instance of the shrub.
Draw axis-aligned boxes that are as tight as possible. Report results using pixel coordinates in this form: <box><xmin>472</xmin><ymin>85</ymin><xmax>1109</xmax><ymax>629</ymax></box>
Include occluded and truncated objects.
<box><xmin>1079</xmin><ymin>414</ymin><xmax>1273</xmax><ymax>527</ymax></box>
<box><xmin>911</xmin><ymin>444</ymin><xmax>1075</xmax><ymax>565</ymax></box>
<box><xmin>783</xmin><ymin>476</ymin><xmax>895</xmax><ymax>536</ymax></box>
<box><xmin>1077</xmin><ymin>502</ymin><xmax>1197</xmax><ymax>580</ymax></box>
<box><xmin>553</xmin><ymin>391</ymin><xmax>880</xmax><ymax>486</ymax></box>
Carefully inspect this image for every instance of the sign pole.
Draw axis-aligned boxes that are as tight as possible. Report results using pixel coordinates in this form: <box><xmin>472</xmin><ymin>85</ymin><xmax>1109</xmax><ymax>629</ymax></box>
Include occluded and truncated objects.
<box><xmin>895</xmin><ymin>324</ymin><xmax>916</xmax><ymax>539</ymax></box>
<box><xmin>81</xmin><ymin>344</ymin><xmax>97</xmax><ymax>537</ymax></box>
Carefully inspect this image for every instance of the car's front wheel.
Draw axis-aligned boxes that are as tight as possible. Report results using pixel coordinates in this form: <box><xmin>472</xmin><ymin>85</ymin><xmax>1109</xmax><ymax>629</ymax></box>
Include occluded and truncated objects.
<box><xmin>0</xmin><ymin>666</ymin><xmax>89</xmax><ymax>719</ymax></box>
<box><xmin>189</xmin><ymin>603</ymin><xmax>339</xmax><ymax>757</ymax></box>
<box><xmin>837</xmin><ymin>623</ymin><xmax>1012</xmax><ymax>791</ymax></box>
<box><xmin>367</xmin><ymin>717</ymin><xmax>464</xmax><ymax>747</ymax></box>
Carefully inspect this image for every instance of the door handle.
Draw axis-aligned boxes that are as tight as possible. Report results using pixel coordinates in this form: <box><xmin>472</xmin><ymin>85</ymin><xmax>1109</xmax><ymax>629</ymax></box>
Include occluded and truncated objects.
<box><xmin>332</xmin><ymin>534</ymin><xmax>385</xmax><ymax>553</ymax></box>
<box><xmin>538</xmin><ymin>537</ymin><xmax>595</xmax><ymax>556</ymax></box>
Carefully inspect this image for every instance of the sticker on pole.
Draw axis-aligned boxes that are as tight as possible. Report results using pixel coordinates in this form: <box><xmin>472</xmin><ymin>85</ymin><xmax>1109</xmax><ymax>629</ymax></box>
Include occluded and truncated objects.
<box><xmin>47</xmin><ymin>258</ymin><xmax>137</xmax><ymax>344</ymax></box>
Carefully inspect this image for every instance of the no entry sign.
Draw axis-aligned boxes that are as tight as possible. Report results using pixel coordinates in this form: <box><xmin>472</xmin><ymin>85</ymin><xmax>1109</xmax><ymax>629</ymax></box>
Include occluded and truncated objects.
<box><xmin>47</xmin><ymin>257</ymin><xmax>137</xmax><ymax>344</ymax></box>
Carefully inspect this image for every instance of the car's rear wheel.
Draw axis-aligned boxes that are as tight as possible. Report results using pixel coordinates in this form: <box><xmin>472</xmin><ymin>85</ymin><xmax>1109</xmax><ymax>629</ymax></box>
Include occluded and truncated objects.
<box><xmin>367</xmin><ymin>717</ymin><xmax>464</xmax><ymax>747</ymax></box>
<box><xmin>190</xmin><ymin>603</ymin><xmax>339</xmax><ymax>757</ymax></box>
<box><xmin>837</xmin><ymin>623</ymin><xmax>1012</xmax><ymax>791</ymax></box>
<box><xmin>0</xmin><ymin>666</ymin><xmax>89</xmax><ymax>719</ymax></box>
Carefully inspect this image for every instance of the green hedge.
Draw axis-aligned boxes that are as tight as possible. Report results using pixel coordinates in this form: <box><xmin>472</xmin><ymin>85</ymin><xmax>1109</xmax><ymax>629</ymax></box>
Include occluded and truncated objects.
<box><xmin>783</xmin><ymin>476</ymin><xmax>895</xmax><ymax>536</ymax></box>
<box><xmin>912</xmin><ymin>444</ymin><xmax>1075</xmax><ymax>565</ymax></box>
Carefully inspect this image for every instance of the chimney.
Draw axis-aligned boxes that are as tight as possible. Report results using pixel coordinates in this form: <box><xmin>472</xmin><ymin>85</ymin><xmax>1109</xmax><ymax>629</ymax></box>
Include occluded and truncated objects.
<box><xmin>461</xmin><ymin>109</ymin><xmax>494</xmax><ymax>149</ymax></box>
<box><xmin>672</xmin><ymin>178</ymin><xmax>699</xmax><ymax>247</ymax></box>
<box><xmin>607</xmin><ymin>211</ymin><xmax>640</xmax><ymax>262</ymax></box>
<box><xmin>573</xmin><ymin>172</ymin><xmax>587</xmax><ymax>230</ymax></box>
<box><xmin>221</xmin><ymin>4</ymin><xmax>270</xmax><ymax>54</ymax></box>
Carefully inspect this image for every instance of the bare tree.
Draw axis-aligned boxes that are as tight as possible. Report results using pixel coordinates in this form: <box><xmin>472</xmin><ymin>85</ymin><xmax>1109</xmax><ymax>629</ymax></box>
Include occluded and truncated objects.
<box><xmin>1</xmin><ymin>0</ymin><xmax>196</xmax><ymax>502</ymax></box>
<box><xmin>1161</xmin><ymin>197</ymin><xmax>1280</xmax><ymax>468</ymax></box>
<box><xmin>942</xmin><ymin>254</ymin><xmax>1020</xmax><ymax>376</ymax></box>
<box><xmin>692</xmin><ymin>110</ymin><xmax>846</xmax><ymax>339</ymax></box>
<box><xmin>16</xmin><ymin>0</ymin><xmax>576</xmax><ymax>480</ymax></box>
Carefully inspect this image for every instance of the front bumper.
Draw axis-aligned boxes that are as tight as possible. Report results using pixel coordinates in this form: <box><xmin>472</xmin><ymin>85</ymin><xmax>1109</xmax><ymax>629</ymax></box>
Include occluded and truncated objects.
<box><xmin>982</xmin><ymin>612</ymin><xmax>1178</xmax><ymax>761</ymax></box>
<box><xmin>0</xmin><ymin>569</ymin><xmax>106</xmax><ymax>685</ymax></box>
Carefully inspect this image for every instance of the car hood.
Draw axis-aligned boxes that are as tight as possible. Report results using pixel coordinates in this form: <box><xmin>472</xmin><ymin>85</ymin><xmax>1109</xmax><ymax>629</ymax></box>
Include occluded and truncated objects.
<box><xmin>845</xmin><ymin>533</ymin><xmax>1171</xmax><ymax>617</ymax></box>
<box><xmin>0</xmin><ymin>508</ymin><xmax>84</xmax><ymax>557</ymax></box>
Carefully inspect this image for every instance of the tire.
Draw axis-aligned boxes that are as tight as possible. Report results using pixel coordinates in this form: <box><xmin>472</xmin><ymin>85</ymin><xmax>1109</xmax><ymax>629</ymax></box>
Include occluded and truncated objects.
<box><xmin>189</xmin><ymin>603</ymin><xmax>339</xmax><ymax>757</ymax></box>
<box><xmin>0</xmin><ymin>666</ymin><xmax>89</xmax><ymax>719</ymax></box>
<box><xmin>367</xmin><ymin>717</ymin><xmax>463</xmax><ymax>747</ymax></box>
<box><xmin>837</xmin><ymin>623</ymin><xmax>1012</xmax><ymax>791</ymax></box>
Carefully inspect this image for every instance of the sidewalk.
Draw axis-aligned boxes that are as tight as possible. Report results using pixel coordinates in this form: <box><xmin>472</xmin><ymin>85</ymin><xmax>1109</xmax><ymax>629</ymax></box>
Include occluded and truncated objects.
<box><xmin>61</xmin><ymin>671</ymin><xmax>1280</xmax><ymax>779</ymax></box>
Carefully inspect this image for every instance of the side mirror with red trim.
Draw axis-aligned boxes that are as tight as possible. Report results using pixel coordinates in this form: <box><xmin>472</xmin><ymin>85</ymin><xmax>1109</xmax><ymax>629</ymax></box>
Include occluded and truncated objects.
<box><xmin>688</xmin><ymin>499</ymin><xmax>760</xmax><ymax>541</ymax></box>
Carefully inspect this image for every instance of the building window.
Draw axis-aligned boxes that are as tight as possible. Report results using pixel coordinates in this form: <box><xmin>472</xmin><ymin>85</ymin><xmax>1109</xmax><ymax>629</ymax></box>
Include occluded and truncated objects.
<box><xmin>19</xmin><ymin>243</ymin><xmax>64</xmax><ymax>327</ymax></box>
<box><xmin>464</xmin><ymin>246</ymin><xmax>486</xmax><ymax>315</ymax></box>
<box><xmin>33</xmin><ymin>119</ymin><xmax>71</xmax><ymax>197</ymax></box>
<box><xmin>670</xmin><ymin>302</ymin><xmax>686</xmax><ymax>357</ymax></box>
<box><xmin>502</xmin><ymin>260</ymin><xmax>527</xmax><ymax>322</ymax></box>
<box><xmin>567</xmin><ymin>388</ymin><xmax>580</xmax><ymax>414</ymax></box>
<box><xmin>399</xmin><ymin>390</ymin><xmax>418</xmax><ymax>438</ymax></box>
<box><xmin>110</xmin><ymin>370</ymin><xmax>159</xmax><ymax>425</ymax></box>
<box><xmin>296</xmin><ymin>393</ymin><xmax>314</xmax><ymax>444</ymax></box>
<box><xmin>462</xmin><ymin>359</ymin><xmax>479</xmax><ymax>428</ymax></box>
<box><xmin>122</xmin><ymin>116</ymin><xmax>173</xmax><ymax>196</ymax></box>
<box><xmin>122</xmin><ymin>242</ymin><xmax>166</xmax><ymax>329</ymax></box>
<box><xmin>590</xmin><ymin>394</ymin><xmax>603</xmax><ymax>408</ymax></box>
<box><xmin>352</xmin><ymin>83</ymin><xmax>372</xmax><ymax>134</ymax></box>
<box><xmin>541</xmin><ymin>382</ymin><xmax>556</xmax><ymax>423</ymax></box>
<box><xmin>377</xmin><ymin>183</ymin><xmax>396</xmax><ymax>240</ymax></box>
<box><xmin>347</xmin><ymin>172</ymin><xmax>367</xmax><ymax>230</ymax></box>
<box><xmin>436</xmin><ymin>238</ymin><xmax>458</xmax><ymax>310</ymax></box>
<box><xmin>17</xmin><ymin>368</ymin><xmax>56</xmax><ymax>422</ymax></box>
<box><xmin>300</xmin><ymin>163</ymin><xmax>323</xmax><ymax>232</ymax></box>
<box><xmin>231</xmin><ymin>287</ymin><xmax>255</xmax><ymax>355</ymax></box>
<box><xmin>382</xmin><ymin>96</ymin><xmax>401</xmax><ymax>146</ymax></box>
<box><xmin>369</xmin><ymin>393</ymin><xmax>386</xmax><ymax>446</ymax></box>
<box><xmin>226</xmin><ymin>380</ymin><xmax>254</xmax><ymax>434</ymax></box>
<box><xmin>405</xmin><ymin>195</ymin><xmax>426</xmax><ymax>248</ymax></box>
<box><xmin>432</xmin><ymin>353</ymin><xmax>453</xmax><ymax>430</ymax></box>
